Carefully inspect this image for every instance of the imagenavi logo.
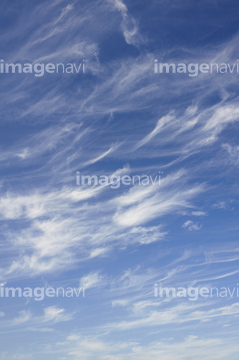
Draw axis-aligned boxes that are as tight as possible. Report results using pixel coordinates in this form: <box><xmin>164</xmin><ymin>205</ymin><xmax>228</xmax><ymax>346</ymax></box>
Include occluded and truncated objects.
<box><xmin>0</xmin><ymin>59</ymin><xmax>87</xmax><ymax>77</ymax></box>
<box><xmin>154</xmin><ymin>59</ymin><xmax>239</xmax><ymax>77</ymax></box>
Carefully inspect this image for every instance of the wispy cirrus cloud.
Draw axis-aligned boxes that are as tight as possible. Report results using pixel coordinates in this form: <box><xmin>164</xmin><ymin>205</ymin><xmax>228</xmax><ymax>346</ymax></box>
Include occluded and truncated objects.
<box><xmin>1</xmin><ymin>0</ymin><xmax>239</xmax><ymax>358</ymax></box>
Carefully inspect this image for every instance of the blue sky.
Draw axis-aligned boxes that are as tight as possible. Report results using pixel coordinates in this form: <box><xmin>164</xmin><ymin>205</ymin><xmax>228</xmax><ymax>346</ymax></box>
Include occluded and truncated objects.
<box><xmin>0</xmin><ymin>0</ymin><xmax>239</xmax><ymax>359</ymax></box>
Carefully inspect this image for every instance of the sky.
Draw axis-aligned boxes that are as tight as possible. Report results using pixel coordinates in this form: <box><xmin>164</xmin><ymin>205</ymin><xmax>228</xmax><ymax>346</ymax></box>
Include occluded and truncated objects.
<box><xmin>0</xmin><ymin>0</ymin><xmax>239</xmax><ymax>359</ymax></box>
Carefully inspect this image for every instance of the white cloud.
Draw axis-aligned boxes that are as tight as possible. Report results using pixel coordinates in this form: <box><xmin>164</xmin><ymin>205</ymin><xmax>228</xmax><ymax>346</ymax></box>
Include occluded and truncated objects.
<box><xmin>80</xmin><ymin>272</ymin><xmax>106</xmax><ymax>290</ymax></box>
<box><xmin>182</xmin><ymin>220</ymin><xmax>202</xmax><ymax>231</ymax></box>
<box><xmin>43</xmin><ymin>306</ymin><xmax>72</xmax><ymax>323</ymax></box>
<box><xmin>114</xmin><ymin>182</ymin><xmax>204</xmax><ymax>227</ymax></box>
<box><xmin>222</xmin><ymin>143</ymin><xmax>239</xmax><ymax>164</ymax></box>
<box><xmin>13</xmin><ymin>310</ymin><xmax>32</xmax><ymax>325</ymax></box>
<box><xmin>55</xmin><ymin>331</ymin><xmax>239</xmax><ymax>360</ymax></box>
